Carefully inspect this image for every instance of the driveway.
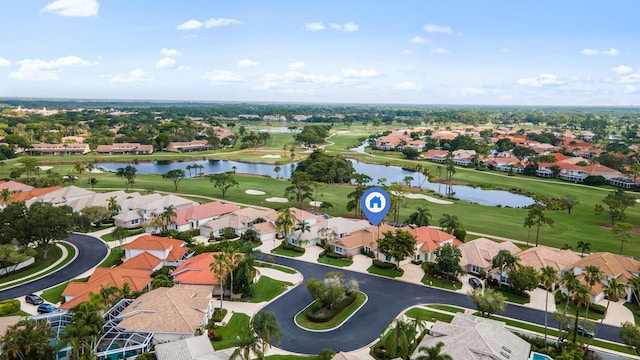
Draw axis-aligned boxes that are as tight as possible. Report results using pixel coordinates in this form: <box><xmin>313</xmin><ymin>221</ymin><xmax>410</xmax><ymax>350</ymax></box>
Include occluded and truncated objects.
<box><xmin>0</xmin><ymin>234</ymin><xmax>109</xmax><ymax>302</ymax></box>
<box><xmin>261</xmin><ymin>255</ymin><xmax>625</xmax><ymax>355</ymax></box>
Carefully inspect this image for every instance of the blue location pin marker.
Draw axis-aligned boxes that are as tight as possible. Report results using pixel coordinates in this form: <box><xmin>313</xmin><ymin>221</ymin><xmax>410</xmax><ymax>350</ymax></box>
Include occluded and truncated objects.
<box><xmin>361</xmin><ymin>187</ymin><xmax>391</xmax><ymax>226</ymax></box>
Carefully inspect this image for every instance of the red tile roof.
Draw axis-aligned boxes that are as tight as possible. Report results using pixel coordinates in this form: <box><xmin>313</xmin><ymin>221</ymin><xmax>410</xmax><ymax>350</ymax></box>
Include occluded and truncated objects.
<box><xmin>407</xmin><ymin>226</ymin><xmax>459</xmax><ymax>252</ymax></box>
<box><xmin>0</xmin><ymin>181</ymin><xmax>33</xmax><ymax>193</ymax></box>
<box><xmin>124</xmin><ymin>235</ymin><xmax>188</xmax><ymax>261</ymax></box>
<box><xmin>9</xmin><ymin>186</ymin><xmax>62</xmax><ymax>202</ymax></box>
<box><xmin>120</xmin><ymin>252</ymin><xmax>162</xmax><ymax>270</ymax></box>
<box><xmin>172</xmin><ymin>252</ymin><xmax>243</xmax><ymax>286</ymax></box>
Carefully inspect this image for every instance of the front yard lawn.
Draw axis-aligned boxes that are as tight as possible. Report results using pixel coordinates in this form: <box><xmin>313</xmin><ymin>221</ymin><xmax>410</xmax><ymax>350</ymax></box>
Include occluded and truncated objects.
<box><xmin>367</xmin><ymin>265</ymin><xmax>403</xmax><ymax>278</ymax></box>
<box><xmin>212</xmin><ymin>313</ymin><xmax>250</xmax><ymax>350</ymax></box>
<box><xmin>421</xmin><ymin>274</ymin><xmax>460</xmax><ymax>290</ymax></box>
<box><xmin>248</xmin><ymin>276</ymin><xmax>293</xmax><ymax>303</ymax></box>
<box><xmin>271</xmin><ymin>245</ymin><xmax>304</xmax><ymax>258</ymax></box>
<box><xmin>317</xmin><ymin>255</ymin><xmax>353</xmax><ymax>267</ymax></box>
<box><xmin>404</xmin><ymin>307</ymin><xmax>454</xmax><ymax>323</ymax></box>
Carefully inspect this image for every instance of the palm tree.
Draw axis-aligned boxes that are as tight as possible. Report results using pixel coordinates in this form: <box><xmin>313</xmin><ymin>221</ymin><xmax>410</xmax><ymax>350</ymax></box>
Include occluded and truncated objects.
<box><xmin>295</xmin><ymin>220</ymin><xmax>311</xmax><ymax>246</ymax></box>
<box><xmin>107</xmin><ymin>196</ymin><xmax>121</xmax><ymax>216</ymax></box>
<box><xmin>381</xmin><ymin>318</ymin><xmax>419</xmax><ymax>359</ymax></box>
<box><xmin>576</xmin><ymin>241</ymin><xmax>591</xmax><ymax>256</ymax></box>
<box><xmin>415</xmin><ymin>341</ymin><xmax>453</xmax><ymax>360</ymax></box>
<box><xmin>276</xmin><ymin>208</ymin><xmax>295</xmax><ymax>241</ymax></box>
<box><xmin>186</xmin><ymin>164</ymin><xmax>193</xmax><ymax>178</ymax></box>
<box><xmin>274</xmin><ymin>165</ymin><xmax>281</xmax><ymax>179</ymax></box>
<box><xmin>211</xmin><ymin>252</ymin><xmax>232</xmax><ymax>312</ymax></box>
<box><xmin>540</xmin><ymin>265</ymin><xmax>558</xmax><ymax>344</ymax></box>
<box><xmin>112</xmin><ymin>226</ymin><xmax>128</xmax><ymax>249</ymax></box>
<box><xmin>492</xmin><ymin>250</ymin><xmax>519</xmax><ymax>288</ymax></box>
<box><xmin>629</xmin><ymin>276</ymin><xmax>640</xmax><ymax>304</ymax></box>
<box><xmin>594</xmin><ymin>278</ymin><xmax>627</xmax><ymax>341</ymax></box>
<box><xmin>0</xmin><ymin>188</ymin><xmax>11</xmax><ymax>206</ymax></box>
<box><xmin>582</xmin><ymin>265</ymin><xmax>604</xmax><ymax>336</ymax></box>
<box><xmin>251</xmin><ymin>311</ymin><xmax>282</xmax><ymax>351</ymax></box>
<box><xmin>403</xmin><ymin>175</ymin><xmax>414</xmax><ymax>188</ymax></box>
<box><xmin>61</xmin><ymin>302</ymin><xmax>105</xmax><ymax>359</ymax></box>
<box><xmin>558</xmin><ymin>271</ymin><xmax>580</xmax><ymax>345</ymax></box>
<box><xmin>87</xmin><ymin>177</ymin><xmax>98</xmax><ymax>189</ymax></box>
<box><xmin>160</xmin><ymin>205</ymin><xmax>177</xmax><ymax>230</ymax></box>
<box><xmin>230</xmin><ymin>328</ymin><xmax>264</xmax><ymax>360</ymax></box>
<box><xmin>571</xmin><ymin>284</ymin><xmax>591</xmax><ymax>343</ymax></box>
<box><xmin>1</xmin><ymin>319</ymin><xmax>55</xmax><ymax>360</ymax></box>
<box><xmin>407</xmin><ymin>206</ymin><xmax>432</xmax><ymax>227</ymax></box>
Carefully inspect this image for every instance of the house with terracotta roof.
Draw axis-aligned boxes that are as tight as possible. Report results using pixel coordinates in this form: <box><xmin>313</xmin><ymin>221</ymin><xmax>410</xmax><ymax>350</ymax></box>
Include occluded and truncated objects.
<box><xmin>329</xmin><ymin>224</ymin><xmax>398</xmax><ymax>257</ymax></box>
<box><xmin>9</xmin><ymin>186</ymin><xmax>62</xmax><ymax>203</ymax></box>
<box><xmin>122</xmin><ymin>235</ymin><xmax>192</xmax><ymax>268</ymax></box>
<box><xmin>407</xmin><ymin>226</ymin><xmax>461</xmax><ymax>263</ymax></box>
<box><xmin>161</xmin><ymin>201</ymin><xmax>240</xmax><ymax>232</ymax></box>
<box><xmin>171</xmin><ymin>253</ymin><xmax>220</xmax><ymax>286</ymax></box>
<box><xmin>60</xmin><ymin>267</ymin><xmax>153</xmax><ymax>309</ymax></box>
<box><xmin>199</xmin><ymin>207</ymin><xmax>278</xmax><ymax>238</ymax></box>
<box><xmin>26</xmin><ymin>143</ymin><xmax>90</xmax><ymax>156</ymax></box>
<box><xmin>422</xmin><ymin>149</ymin><xmax>448</xmax><ymax>163</ymax></box>
<box><xmin>374</xmin><ymin>132</ymin><xmax>411</xmax><ymax>151</ymax></box>
<box><xmin>166</xmin><ymin>140</ymin><xmax>211</xmax><ymax>153</ymax></box>
<box><xmin>452</xmin><ymin>149</ymin><xmax>476</xmax><ymax>166</ymax></box>
<box><xmin>117</xmin><ymin>285</ymin><xmax>215</xmax><ymax>343</ymax></box>
<box><xmin>489</xmin><ymin>246</ymin><xmax>580</xmax><ymax>288</ymax></box>
<box><xmin>568</xmin><ymin>252</ymin><xmax>640</xmax><ymax>303</ymax></box>
<box><xmin>458</xmin><ymin>237</ymin><xmax>521</xmax><ymax>275</ymax></box>
<box><xmin>113</xmin><ymin>193</ymin><xmax>199</xmax><ymax>229</ymax></box>
<box><xmin>96</xmin><ymin>143</ymin><xmax>154</xmax><ymax>155</ymax></box>
<box><xmin>249</xmin><ymin>221</ymin><xmax>278</xmax><ymax>241</ymax></box>
<box><xmin>25</xmin><ymin>185</ymin><xmax>95</xmax><ymax>206</ymax></box>
<box><xmin>0</xmin><ymin>180</ymin><xmax>33</xmax><ymax>193</ymax></box>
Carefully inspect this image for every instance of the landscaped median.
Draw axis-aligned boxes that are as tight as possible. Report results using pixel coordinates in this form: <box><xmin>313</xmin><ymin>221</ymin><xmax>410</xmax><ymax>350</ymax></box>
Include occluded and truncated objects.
<box><xmin>294</xmin><ymin>291</ymin><xmax>367</xmax><ymax>331</ymax></box>
<box><xmin>0</xmin><ymin>242</ymin><xmax>76</xmax><ymax>291</ymax></box>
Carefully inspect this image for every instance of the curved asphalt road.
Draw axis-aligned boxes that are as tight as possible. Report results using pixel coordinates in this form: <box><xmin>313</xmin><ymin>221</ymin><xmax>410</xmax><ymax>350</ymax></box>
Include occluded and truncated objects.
<box><xmin>0</xmin><ymin>234</ymin><xmax>108</xmax><ymax>302</ymax></box>
<box><xmin>262</xmin><ymin>256</ymin><xmax>624</xmax><ymax>355</ymax></box>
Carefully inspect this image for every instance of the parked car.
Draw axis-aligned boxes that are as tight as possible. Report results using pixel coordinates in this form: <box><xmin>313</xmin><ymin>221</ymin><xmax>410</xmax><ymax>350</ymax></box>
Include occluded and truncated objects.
<box><xmin>468</xmin><ymin>277</ymin><xmax>483</xmax><ymax>289</ymax></box>
<box><xmin>25</xmin><ymin>294</ymin><xmax>44</xmax><ymax>305</ymax></box>
<box><xmin>566</xmin><ymin>324</ymin><xmax>595</xmax><ymax>338</ymax></box>
<box><xmin>37</xmin><ymin>303</ymin><xmax>59</xmax><ymax>314</ymax></box>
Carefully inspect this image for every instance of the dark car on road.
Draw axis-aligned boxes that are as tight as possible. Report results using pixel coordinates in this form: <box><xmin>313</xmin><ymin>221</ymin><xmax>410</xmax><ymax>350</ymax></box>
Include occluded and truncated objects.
<box><xmin>37</xmin><ymin>303</ymin><xmax>59</xmax><ymax>314</ymax></box>
<box><xmin>468</xmin><ymin>277</ymin><xmax>483</xmax><ymax>289</ymax></box>
<box><xmin>25</xmin><ymin>293</ymin><xmax>44</xmax><ymax>305</ymax></box>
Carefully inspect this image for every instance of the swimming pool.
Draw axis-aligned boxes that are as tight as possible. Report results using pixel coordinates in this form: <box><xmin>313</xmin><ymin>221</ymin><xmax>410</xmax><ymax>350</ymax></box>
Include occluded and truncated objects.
<box><xmin>530</xmin><ymin>352</ymin><xmax>554</xmax><ymax>360</ymax></box>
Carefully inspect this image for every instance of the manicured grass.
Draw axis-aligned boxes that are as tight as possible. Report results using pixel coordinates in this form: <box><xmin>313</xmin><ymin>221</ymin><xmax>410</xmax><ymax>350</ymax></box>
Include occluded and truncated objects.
<box><xmin>212</xmin><ymin>313</ymin><xmax>250</xmax><ymax>350</ymax></box>
<box><xmin>367</xmin><ymin>265</ymin><xmax>403</xmax><ymax>278</ymax></box>
<box><xmin>41</xmin><ymin>277</ymin><xmax>88</xmax><ymax>304</ymax></box>
<box><xmin>624</xmin><ymin>302</ymin><xmax>640</xmax><ymax>325</ymax></box>
<box><xmin>317</xmin><ymin>255</ymin><xmax>353</xmax><ymax>267</ymax></box>
<box><xmin>426</xmin><ymin>304</ymin><xmax>466</xmax><ymax>313</ymax></box>
<box><xmin>295</xmin><ymin>291</ymin><xmax>367</xmax><ymax>331</ymax></box>
<box><xmin>271</xmin><ymin>245</ymin><xmax>304</xmax><ymax>258</ymax></box>
<box><xmin>98</xmin><ymin>248</ymin><xmax>123</xmax><ymax>268</ymax></box>
<box><xmin>421</xmin><ymin>274</ymin><xmax>460</xmax><ymax>290</ymax></box>
<box><xmin>255</xmin><ymin>261</ymin><xmax>297</xmax><ymax>274</ymax></box>
<box><xmin>404</xmin><ymin>307</ymin><xmax>454</xmax><ymax>323</ymax></box>
<box><xmin>2</xmin><ymin>310</ymin><xmax>30</xmax><ymax>317</ymax></box>
<box><xmin>100</xmin><ymin>228</ymin><xmax>144</xmax><ymax>242</ymax></box>
<box><xmin>0</xmin><ymin>242</ymin><xmax>76</xmax><ymax>291</ymax></box>
<box><xmin>555</xmin><ymin>302</ymin><xmax>603</xmax><ymax>321</ymax></box>
<box><xmin>249</xmin><ymin>276</ymin><xmax>293</xmax><ymax>303</ymax></box>
<box><xmin>0</xmin><ymin>246</ymin><xmax>62</xmax><ymax>285</ymax></box>
<box><xmin>487</xmin><ymin>287</ymin><xmax>530</xmax><ymax>305</ymax></box>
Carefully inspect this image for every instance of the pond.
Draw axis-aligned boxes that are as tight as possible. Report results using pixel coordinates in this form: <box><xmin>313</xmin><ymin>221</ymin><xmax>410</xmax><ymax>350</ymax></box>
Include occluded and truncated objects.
<box><xmin>98</xmin><ymin>158</ymin><xmax>534</xmax><ymax>207</ymax></box>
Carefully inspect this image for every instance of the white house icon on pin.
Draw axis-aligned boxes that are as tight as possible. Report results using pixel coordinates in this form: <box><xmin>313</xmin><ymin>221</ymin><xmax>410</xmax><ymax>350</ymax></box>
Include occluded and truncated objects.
<box><xmin>369</xmin><ymin>196</ymin><xmax>382</xmax><ymax>209</ymax></box>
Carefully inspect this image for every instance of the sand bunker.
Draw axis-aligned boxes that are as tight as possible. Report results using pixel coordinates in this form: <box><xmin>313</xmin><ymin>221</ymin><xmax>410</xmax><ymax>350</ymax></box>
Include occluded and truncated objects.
<box><xmin>38</xmin><ymin>166</ymin><xmax>53</xmax><ymax>171</ymax></box>
<box><xmin>245</xmin><ymin>189</ymin><xmax>266</xmax><ymax>195</ymax></box>
<box><xmin>88</xmin><ymin>169</ymin><xmax>103</xmax><ymax>174</ymax></box>
<box><xmin>265</xmin><ymin>197</ymin><xmax>289</xmax><ymax>203</ymax></box>
<box><xmin>404</xmin><ymin>193</ymin><xmax>453</xmax><ymax>205</ymax></box>
<box><xmin>261</xmin><ymin>154</ymin><xmax>282</xmax><ymax>158</ymax></box>
<box><xmin>309</xmin><ymin>201</ymin><xmax>322</xmax><ymax>207</ymax></box>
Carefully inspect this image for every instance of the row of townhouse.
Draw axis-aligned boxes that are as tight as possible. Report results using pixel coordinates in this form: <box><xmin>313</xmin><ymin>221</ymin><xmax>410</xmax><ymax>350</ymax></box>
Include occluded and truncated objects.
<box><xmin>24</xmin><ymin>139</ymin><xmax>218</xmax><ymax>156</ymax></box>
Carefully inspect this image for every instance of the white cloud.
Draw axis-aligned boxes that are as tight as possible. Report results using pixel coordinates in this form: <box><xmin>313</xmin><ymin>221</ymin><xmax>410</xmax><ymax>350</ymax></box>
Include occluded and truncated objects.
<box><xmin>110</xmin><ymin>69</ymin><xmax>150</xmax><ymax>83</ymax></box>
<box><xmin>177</xmin><ymin>19</ymin><xmax>203</xmax><ymax>30</ymax></box>
<box><xmin>0</xmin><ymin>58</ymin><xmax>10</xmax><ymax>67</ymax></box>
<box><xmin>343</xmin><ymin>22</ymin><xmax>359</xmax><ymax>32</ymax></box>
<box><xmin>410</xmin><ymin>36</ymin><xmax>429</xmax><ymax>44</ymax></box>
<box><xmin>330</xmin><ymin>23</ymin><xmax>341</xmax><ymax>30</ymax></box>
<box><xmin>288</xmin><ymin>61</ymin><xmax>305</xmax><ymax>70</ymax></box>
<box><xmin>581</xmin><ymin>48</ymin><xmax>619</xmax><ymax>56</ymax></box>
<box><xmin>10</xmin><ymin>55</ymin><xmax>92</xmax><ymax>80</ymax></box>
<box><xmin>423</xmin><ymin>24</ymin><xmax>461</xmax><ymax>35</ymax></box>
<box><xmin>499</xmin><ymin>95</ymin><xmax>514</xmax><ymax>101</ymax></box>
<box><xmin>238</xmin><ymin>59</ymin><xmax>260</xmax><ymax>67</ymax></box>
<box><xmin>305</xmin><ymin>22</ymin><xmax>325</xmax><ymax>31</ymax></box>
<box><xmin>285</xmin><ymin>71</ymin><xmax>342</xmax><ymax>84</ymax></box>
<box><xmin>341</xmin><ymin>68</ymin><xmax>380</xmax><ymax>78</ymax></box>
<box><xmin>614</xmin><ymin>73</ymin><xmax>640</xmax><ymax>84</ymax></box>
<box><xmin>394</xmin><ymin>81</ymin><xmax>418</xmax><ymax>90</ymax></box>
<box><xmin>624</xmin><ymin>85</ymin><xmax>637</xmax><ymax>94</ymax></box>
<box><xmin>253</xmin><ymin>81</ymin><xmax>280</xmax><ymax>90</ymax></box>
<box><xmin>161</xmin><ymin>48</ymin><xmax>181</xmax><ymax>57</ymax></box>
<box><xmin>155</xmin><ymin>57</ymin><xmax>176</xmax><ymax>69</ymax></box>
<box><xmin>205</xmin><ymin>18</ymin><xmax>242</xmax><ymax>28</ymax></box>
<box><xmin>177</xmin><ymin>65</ymin><xmax>192</xmax><ymax>71</ymax></box>
<box><xmin>203</xmin><ymin>70</ymin><xmax>242</xmax><ymax>82</ymax></box>
<box><xmin>611</xmin><ymin>65</ymin><xmax>633</xmax><ymax>74</ymax></box>
<box><xmin>460</xmin><ymin>87</ymin><xmax>485</xmax><ymax>95</ymax></box>
<box><xmin>431</xmin><ymin>47</ymin><xmax>449</xmax><ymax>55</ymax></box>
<box><xmin>517</xmin><ymin>74</ymin><xmax>564</xmax><ymax>87</ymax></box>
<box><xmin>41</xmin><ymin>0</ymin><xmax>98</xmax><ymax>17</ymax></box>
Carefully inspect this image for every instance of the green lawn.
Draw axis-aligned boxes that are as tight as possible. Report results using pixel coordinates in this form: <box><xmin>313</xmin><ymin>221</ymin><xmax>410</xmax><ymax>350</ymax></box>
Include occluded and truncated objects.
<box><xmin>367</xmin><ymin>265</ymin><xmax>403</xmax><ymax>278</ymax></box>
<box><xmin>248</xmin><ymin>276</ymin><xmax>293</xmax><ymax>303</ymax></box>
<box><xmin>421</xmin><ymin>274</ymin><xmax>460</xmax><ymax>290</ymax></box>
<box><xmin>0</xmin><ymin>242</ymin><xmax>76</xmax><ymax>291</ymax></box>
<box><xmin>211</xmin><ymin>313</ymin><xmax>250</xmax><ymax>350</ymax></box>
<box><xmin>100</xmin><ymin>228</ymin><xmax>144</xmax><ymax>242</ymax></box>
<box><xmin>1</xmin><ymin>310</ymin><xmax>30</xmax><ymax>318</ymax></box>
<box><xmin>41</xmin><ymin>277</ymin><xmax>88</xmax><ymax>304</ymax></box>
<box><xmin>555</xmin><ymin>302</ymin><xmax>604</xmax><ymax>321</ymax></box>
<box><xmin>255</xmin><ymin>261</ymin><xmax>297</xmax><ymax>274</ymax></box>
<box><xmin>624</xmin><ymin>302</ymin><xmax>640</xmax><ymax>325</ymax></box>
<box><xmin>98</xmin><ymin>248</ymin><xmax>123</xmax><ymax>268</ymax></box>
<box><xmin>294</xmin><ymin>291</ymin><xmax>367</xmax><ymax>331</ymax></box>
<box><xmin>404</xmin><ymin>307</ymin><xmax>454</xmax><ymax>323</ymax></box>
<box><xmin>426</xmin><ymin>304</ymin><xmax>466</xmax><ymax>313</ymax></box>
<box><xmin>271</xmin><ymin>245</ymin><xmax>304</xmax><ymax>258</ymax></box>
<box><xmin>317</xmin><ymin>256</ymin><xmax>353</xmax><ymax>267</ymax></box>
<box><xmin>487</xmin><ymin>287</ymin><xmax>530</xmax><ymax>305</ymax></box>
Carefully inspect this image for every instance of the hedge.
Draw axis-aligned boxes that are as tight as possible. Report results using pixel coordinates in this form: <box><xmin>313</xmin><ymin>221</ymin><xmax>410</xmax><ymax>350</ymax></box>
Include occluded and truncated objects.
<box><xmin>306</xmin><ymin>292</ymin><xmax>357</xmax><ymax>322</ymax></box>
<box><xmin>373</xmin><ymin>259</ymin><xmax>396</xmax><ymax>270</ymax></box>
<box><xmin>0</xmin><ymin>299</ymin><xmax>20</xmax><ymax>316</ymax></box>
<box><xmin>325</xmin><ymin>251</ymin><xmax>346</xmax><ymax>259</ymax></box>
<box><xmin>282</xmin><ymin>242</ymin><xmax>305</xmax><ymax>253</ymax></box>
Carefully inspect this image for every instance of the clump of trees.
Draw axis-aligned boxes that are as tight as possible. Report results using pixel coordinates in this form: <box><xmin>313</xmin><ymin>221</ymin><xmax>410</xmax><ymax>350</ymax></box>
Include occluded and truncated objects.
<box><xmin>305</xmin><ymin>272</ymin><xmax>359</xmax><ymax>321</ymax></box>
<box><xmin>294</xmin><ymin>125</ymin><xmax>329</xmax><ymax>148</ymax></box>
<box><xmin>293</xmin><ymin>149</ymin><xmax>355</xmax><ymax>183</ymax></box>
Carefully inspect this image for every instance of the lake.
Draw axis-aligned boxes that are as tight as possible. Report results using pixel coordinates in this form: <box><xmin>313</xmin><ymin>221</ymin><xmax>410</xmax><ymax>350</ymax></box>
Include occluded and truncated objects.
<box><xmin>98</xmin><ymin>158</ymin><xmax>534</xmax><ymax>207</ymax></box>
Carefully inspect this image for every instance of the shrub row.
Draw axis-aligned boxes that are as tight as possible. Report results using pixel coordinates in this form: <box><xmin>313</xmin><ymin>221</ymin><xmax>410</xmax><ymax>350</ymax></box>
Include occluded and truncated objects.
<box><xmin>212</xmin><ymin>308</ymin><xmax>228</xmax><ymax>322</ymax></box>
<box><xmin>0</xmin><ymin>299</ymin><xmax>20</xmax><ymax>316</ymax></box>
<box><xmin>306</xmin><ymin>292</ymin><xmax>357</xmax><ymax>322</ymax></box>
<box><xmin>282</xmin><ymin>242</ymin><xmax>305</xmax><ymax>253</ymax></box>
<box><xmin>325</xmin><ymin>251</ymin><xmax>346</xmax><ymax>259</ymax></box>
<box><xmin>373</xmin><ymin>259</ymin><xmax>396</xmax><ymax>270</ymax></box>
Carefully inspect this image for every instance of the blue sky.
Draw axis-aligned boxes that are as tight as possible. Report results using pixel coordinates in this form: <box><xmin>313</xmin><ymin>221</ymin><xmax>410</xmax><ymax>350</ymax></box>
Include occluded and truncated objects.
<box><xmin>0</xmin><ymin>0</ymin><xmax>638</xmax><ymax>106</ymax></box>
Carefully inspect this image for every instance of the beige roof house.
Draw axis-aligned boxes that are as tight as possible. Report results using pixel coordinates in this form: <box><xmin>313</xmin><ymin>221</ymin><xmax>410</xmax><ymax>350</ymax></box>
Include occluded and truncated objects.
<box><xmin>66</xmin><ymin>190</ymin><xmax>137</xmax><ymax>213</ymax></box>
<box><xmin>113</xmin><ymin>193</ymin><xmax>198</xmax><ymax>229</ymax></box>
<box><xmin>118</xmin><ymin>285</ymin><xmax>215</xmax><ymax>343</ymax></box>
<box><xmin>329</xmin><ymin>224</ymin><xmax>398</xmax><ymax>257</ymax></box>
<box><xmin>154</xmin><ymin>334</ymin><xmax>216</xmax><ymax>360</ymax></box>
<box><xmin>412</xmin><ymin>313</ymin><xmax>530</xmax><ymax>360</ymax></box>
<box><xmin>26</xmin><ymin>185</ymin><xmax>95</xmax><ymax>206</ymax></box>
<box><xmin>199</xmin><ymin>207</ymin><xmax>277</xmax><ymax>238</ymax></box>
<box><xmin>571</xmin><ymin>252</ymin><xmax>640</xmax><ymax>303</ymax></box>
<box><xmin>459</xmin><ymin>237</ymin><xmax>521</xmax><ymax>274</ymax></box>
